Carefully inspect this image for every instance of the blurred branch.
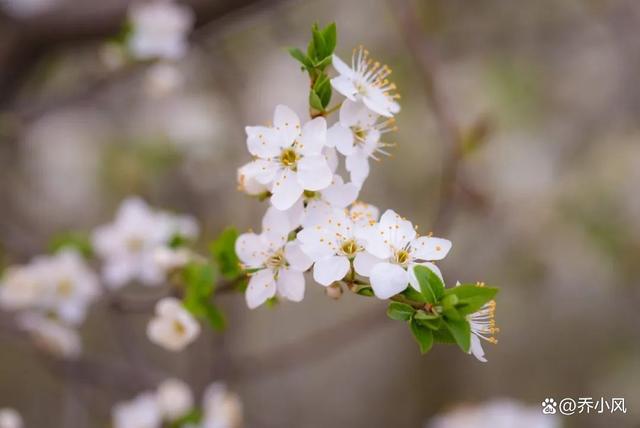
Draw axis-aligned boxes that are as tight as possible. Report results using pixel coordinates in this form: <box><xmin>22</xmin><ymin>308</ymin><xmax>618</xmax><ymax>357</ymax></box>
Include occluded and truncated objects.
<box><xmin>389</xmin><ymin>0</ymin><xmax>489</xmax><ymax>230</ymax></box>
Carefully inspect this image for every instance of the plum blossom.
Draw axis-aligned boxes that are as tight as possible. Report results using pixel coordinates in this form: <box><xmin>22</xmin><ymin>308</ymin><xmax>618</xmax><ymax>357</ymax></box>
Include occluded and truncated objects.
<box><xmin>201</xmin><ymin>382</ymin><xmax>243</xmax><ymax>428</ymax></box>
<box><xmin>466</xmin><ymin>287</ymin><xmax>499</xmax><ymax>362</ymax></box>
<box><xmin>18</xmin><ymin>313</ymin><xmax>82</xmax><ymax>359</ymax></box>
<box><xmin>327</xmin><ymin>99</ymin><xmax>397</xmax><ymax>185</ymax></box>
<box><xmin>348</xmin><ymin>201</ymin><xmax>380</xmax><ymax>227</ymax></box>
<box><xmin>112</xmin><ymin>392</ymin><xmax>162</xmax><ymax>428</ymax></box>
<box><xmin>147</xmin><ymin>297</ymin><xmax>200</xmax><ymax>351</ymax></box>
<box><xmin>357</xmin><ymin>210</ymin><xmax>452</xmax><ymax>299</ymax></box>
<box><xmin>127</xmin><ymin>0</ymin><xmax>194</xmax><ymax>60</ymax></box>
<box><xmin>156</xmin><ymin>378</ymin><xmax>193</xmax><ymax>421</ymax></box>
<box><xmin>92</xmin><ymin>197</ymin><xmax>198</xmax><ymax>289</ymax></box>
<box><xmin>331</xmin><ymin>46</ymin><xmax>400</xmax><ymax>117</ymax></box>
<box><xmin>235</xmin><ymin>207</ymin><xmax>312</xmax><ymax>308</ymax></box>
<box><xmin>243</xmin><ymin>105</ymin><xmax>333</xmax><ymax>210</ymax></box>
<box><xmin>298</xmin><ymin>207</ymin><xmax>373</xmax><ymax>286</ymax></box>
<box><xmin>0</xmin><ymin>265</ymin><xmax>43</xmax><ymax>311</ymax></box>
<box><xmin>0</xmin><ymin>408</ymin><xmax>22</xmax><ymax>428</ymax></box>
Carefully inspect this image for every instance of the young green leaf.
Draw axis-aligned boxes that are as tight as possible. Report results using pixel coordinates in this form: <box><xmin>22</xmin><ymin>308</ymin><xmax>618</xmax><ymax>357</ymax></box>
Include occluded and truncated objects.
<box><xmin>287</xmin><ymin>47</ymin><xmax>313</xmax><ymax>71</ymax></box>
<box><xmin>311</xmin><ymin>23</ymin><xmax>327</xmax><ymax>60</ymax></box>
<box><xmin>387</xmin><ymin>302</ymin><xmax>415</xmax><ymax>321</ymax></box>
<box><xmin>309</xmin><ymin>90</ymin><xmax>324</xmax><ymax>111</ymax></box>
<box><xmin>443</xmin><ymin>318</ymin><xmax>471</xmax><ymax>352</ymax></box>
<box><xmin>48</xmin><ymin>232</ymin><xmax>93</xmax><ymax>258</ymax></box>
<box><xmin>210</xmin><ymin>227</ymin><xmax>241</xmax><ymax>280</ymax></box>
<box><xmin>321</xmin><ymin>23</ymin><xmax>337</xmax><ymax>56</ymax></box>
<box><xmin>445</xmin><ymin>284</ymin><xmax>498</xmax><ymax>316</ymax></box>
<box><xmin>202</xmin><ymin>304</ymin><xmax>226</xmax><ymax>331</ymax></box>
<box><xmin>413</xmin><ymin>265</ymin><xmax>445</xmax><ymax>304</ymax></box>
<box><xmin>432</xmin><ymin>326</ymin><xmax>456</xmax><ymax>344</ymax></box>
<box><xmin>410</xmin><ymin>320</ymin><xmax>434</xmax><ymax>354</ymax></box>
<box><xmin>401</xmin><ymin>286</ymin><xmax>428</xmax><ymax>303</ymax></box>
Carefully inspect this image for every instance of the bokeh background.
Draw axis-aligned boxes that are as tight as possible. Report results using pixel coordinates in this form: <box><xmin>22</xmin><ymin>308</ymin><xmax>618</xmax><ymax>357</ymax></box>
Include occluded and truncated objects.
<box><xmin>1</xmin><ymin>0</ymin><xmax>640</xmax><ymax>427</ymax></box>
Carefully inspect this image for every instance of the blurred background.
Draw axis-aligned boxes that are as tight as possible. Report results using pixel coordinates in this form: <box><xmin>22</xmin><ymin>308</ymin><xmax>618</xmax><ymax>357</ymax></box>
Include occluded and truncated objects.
<box><xmin>1</xmin><ymin>0</ymin><xmax>640</xmax><ymax>427</ymax></box>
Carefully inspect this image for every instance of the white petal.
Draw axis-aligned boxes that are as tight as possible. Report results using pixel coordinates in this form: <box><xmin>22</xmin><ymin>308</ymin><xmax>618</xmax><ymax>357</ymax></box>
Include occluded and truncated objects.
<box><xmin>243</xmin><ymin>159</ymin><xmax>278</xmax><ymax>185</ymax></box>
<box><xmin>246</xmin><ymin>126</ymin><xmax>280</xmax><ymax>158</ymax></box>
<box><xmin>235</xmin><ymin>233</ymin><xmax>269</xmax><ymax>267</ymax></box>
<box><xmin>297</xmin><ymin>226</ymin><xmax>335</xmax><ymax>261</ymax></box>
<box><xmin>339</xmin><ymin>99</ymin><xmax>377</xmax><ymax>127</ymax></box>
<box><xmin>359</xmin><ymin>225</ymin><xmax>392</xmax><ymax>260</ymax></box>
<box><xmin>271</xmin><ymin>169</ymin><xmax>304</xmax><ymax>210</ymax></box>
<box><xmin>313</xmin><ymin>256</ymin><xmax>350</xmax><ymax>286</ymax></box>
<box><xmin>262</xmin><ymin>206</ymin><xmax>292</xmax><ymax>245</ymax></box>
<box><xmin>378</xmin><ymin>209</ymin><xmax>416</xmax><ymax>249</ymax></box>
<box><xmin>296</xmin><ymin>155</ymin><xmax>333</xmax><ymax>191</ymax></box>
<box><xmin>362</xmin><ymin>86</ymin><xmax>400</xmax><ymax>117</ymax></box>
<box><xmin>330</xmin><ymin>75</ymin><xmax>357</xmax><ymax>100</ymax></box>
<box><xmin>331</xmin><ymin>54</ymin><xmax>354</xmax><ymax>77</ymax></box>
<box><xmin>301</xmin><ymin>200</ymin><xmax>333</xmax><ymax>228</ymax></box>
<box><xmin>102</xmin><ymin>260</ymin><xmax>136</xmax><ymax>289</ymax></box>
<box><xmin>410</xmin><ymin>237</ymin><xmax>452</xmax><ymax>261</ymax></box>
<box><xmin>273</xmin><ymin>105</ymin><xmax>300</xmax><ymax>145</ymax></box>
<box><xmin>408</xmin><ymin>262</ymin><xmax>443</xmax><ymax>292</ymax></box>
<box><xmin>284</xmin><ymin>241</ymin><xmax>313</xmax><ymax>271</ymax></box>
<box><xmin>321</xmin><ymin>175</ymin><xmax>359</xmax><ymax>208</ymax></box>
<box><xmin>245</xmin><ymin>269</ymin><xmax>276</xmax><ymax>309</ymax></box>
<box><xmin>345</xmin><ymin>154</ymin><xmax>370</xmax><ymax>186</ymax></box>
<box><xmin>470</xmin><ymin>334</ymin><xmax>487</xmax><ymax>362</ymax></box>
<box><xmin>323</xmin><ymin>147</ymin><xmax>338</xmax><ymax>173</ymax></box>
<box><xmin>276</xmin><ymin>268</ymin><xmax>305</xmax><ymax>302</ymax></box>
<box><xmin>299</xmin><ymin>117</ymin><xmax>327</xmax><ymax>155</ymax></box>
<box><xmin>328</xmin><ymin>123</ymin><xmax>355</xmax><ymax>156</ymax></box>
<box><xmin>369</xmin><ymin>263</ymin><xmax>409</xmax><ymax>299</ymax></box>
<box><xmin>353</xmin><ymin>251</ymin><xmax>382</xmax><ymax>277</ymax></box>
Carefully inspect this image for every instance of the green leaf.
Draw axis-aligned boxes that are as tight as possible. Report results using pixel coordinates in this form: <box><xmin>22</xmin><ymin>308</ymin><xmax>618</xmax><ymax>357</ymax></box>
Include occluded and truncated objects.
<box><xmin>413</xmin><ymin>310</ymin><xmax>439</xmax><ymax>320</ymax></box>
<box><xmin>287</xmin><ymin>47</ymin><xmax>313</xmax><ymax>71</ymax></box>
<box><xmin>309</xmin><ymin>90</ymin><xmax>324</xmax><ymax>111</ymax></box>
<box><xmin>410</xmin><ymin>320</ymin><xmax>434</xmax><ymax>354</ymax></box>
<box><xmin>387</xmin><ymin>302</ymin><xmax>415</xmax><ymax>321</ymax></box>
<box><xmin>311</xmin><ymin>23</ymin><xmax>327</xmax><ymax>60</ymax></box>
<box><xmin>202</xmin><ymin>304</ymin><xmax>226</xmax><ymax>331</ymax></box>
<box><xmin>443</xmin><ymin>318</ymin><xmax>471</xmax><ymax>352</ymax></box>
<box><xmin>401</xmin><ymin>286</ymin><xmax>428</xmax><ymax>303</ymax></box>
<box><xmin>355</xmin><ymin>287</ymin><xmax>374</xmax><ymax>297</ymax></box>
<box><xmin>313</xmin><ymin>74</ymin><xmax>332</xmax><ymax>108</ymax></box>
<box><xmin>321</xmin><ymin>23</ymin><xmax>337</xmax><ymax>56</ymax></box>
<box><xmin>210</xmin><ymin>227</ymin><xmax>241</xmax><ymax>280</ymax></box>
<box><xmin>48</xmin><ymin>232</ymin><xmax>93</xmax><ymax>258</ymax></box>
<box><xmin>413</xmin><ymin>265</ymin><xmax>445</xmax><ymax>304</ymax></box>
<box><xmin>445</xmin><ymin>284</ymin><xmax>498</xmax><ymax>316</ymax></box>
<box><xmin>413</xmin><ymin>310</ymin><xmax>441</xmax><ymax>330</ymax></box>
<box><xmin>432</xmin><ymin>326</ymin><xmax>456</xmax><ymax>344</ymax></box>
<box><xmin>168</xmin><ymin>232</ymin><xmax>190</xmax><ymax>249</ymax></box>
<box><xmin>169</xmin><ymin>409</ymin><xmax>202</xmax><ymax>428</ymax></box>
<box><xmin>314</xmin><ymin>55</ymin><xmax>333</xmax><ymax>70</ymax></box>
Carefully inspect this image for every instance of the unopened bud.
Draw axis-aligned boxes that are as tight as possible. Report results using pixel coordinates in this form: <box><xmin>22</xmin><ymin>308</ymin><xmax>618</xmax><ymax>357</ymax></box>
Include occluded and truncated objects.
<box><xmin>326</xmin><ymin>283</ymin><xmax>343</xmax><ymax>300</ymax></box>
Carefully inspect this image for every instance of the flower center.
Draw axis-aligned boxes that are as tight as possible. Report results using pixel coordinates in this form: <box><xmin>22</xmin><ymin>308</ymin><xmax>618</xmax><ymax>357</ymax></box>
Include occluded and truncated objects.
<box><xmin>352</xmin><ymin>127</ymin><xmax>367</xmax><ymax>143</ymax></box>
<box><xmin>279</xmin><ymin>148</ymin><xmax>299</xmax><ymax>168</ymax></box>
<box><xmin>394</xmin><ymin>250</ymin><xmax>410</xmax><ymax>266</ymax></box>
<box><xmin>340</xmin><ymin>240</ymin><xmax>358</xmax><ymax>257</ymax></box>
<box><xmin>266</xmin><ymin>250</ymin><xmax>286</xmax><ymax>269</ymax></box>
<box><xmin>173</xmin><ymin>320</ymin><xmax>186</xmax><ymax>336</ymax></box>
<box><xmin>126</xmin><ymin>236</ymin><xmax>144</xmax><ymax>252</ymax></box>
<box><xmin>57</xmin><ymin>279</ymin><xmax>74</xmax><ymax>297</ymax></box>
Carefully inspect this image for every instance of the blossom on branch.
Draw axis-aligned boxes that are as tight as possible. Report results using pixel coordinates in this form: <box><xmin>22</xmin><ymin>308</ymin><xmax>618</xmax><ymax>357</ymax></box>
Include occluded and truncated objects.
<box><xmin>147</xmin><ymin>297</ymin><xmax>200</xmax><ymax>351</ymax></box>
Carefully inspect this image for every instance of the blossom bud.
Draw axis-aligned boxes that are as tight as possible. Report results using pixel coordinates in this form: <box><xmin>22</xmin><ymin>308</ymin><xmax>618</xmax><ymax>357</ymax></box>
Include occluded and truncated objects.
<box><xmin>326</xmin><ymin>283</ymin><xmax>343</xmax><ymax>300</ymax></box>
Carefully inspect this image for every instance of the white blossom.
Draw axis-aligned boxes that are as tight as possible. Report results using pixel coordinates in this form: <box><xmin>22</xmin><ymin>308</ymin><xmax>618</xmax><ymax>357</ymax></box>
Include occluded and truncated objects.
<box><xmin>348</xmin><ymin>201</ymin><xmax>380</xmax><ymax>227</ymax></box>
<box><xmin>357</xmin><ymin>210</ymin><xmax>451</xmax><ymax>299</ymax></box>
<box><xmin>298</xmin><ymin>207</ymin><xmax>371</xmax><ymax>286</ymax></box>
<box><xmin>0</xmin><ymin>265</ymin><xmax>43</xmax><ymax>311</ymax></box>
<box><xmin>128</xmin><ymin>0</ymin><xmax>194</xmax><ymax>60</ymax></box>
<box><xmin>0</xmin><ymin>408</ymin><xmax>22</xmax><ymax>428</ymax></box>
<box><xmin>428</xmin><ymin>399</ymin><xmax>559</xmax><ymax>428</ymax></box>
<box><xmin>467</xmin><ymin>294</ymin><xmax>498</xmax><ymax>363</ymax></box>
<box><xmin>113</xmin><ymin>392</ymin><xmax>162</xmax><ymax>428</ymax></box>
<box><xmin>147</xmin><ymin>297</ymin><xmax>200</xmax><ymax>351</ymax></box>
<box><xmin>331</xmin><ymin>46</ymin><xmax>400</xmax><ymax>117</ymax></box>
<box><xmin>327</xmin><ymin>99</ymin><xmax>397</xmax><ymax>185</ymax></box>
<box><xmin>243</xmin><ymin>105</ymin><xmax>333</xmax><ymax>210</ymax></box>
<box><xmin>92</xmin><ymin>197</ymin><xmax>198</xmax><ymax>289</ymax></box>
<box><xmin>17</xmin><ymin>313</ymin><xmax>81</xmax><ymax>359</ymax></box>
<box><xmin>156</xmin><ymin>378</ymin><xmax>193</xmax><ymax>421</ymax></box>
<box><xmin>235</xmin><ymin>207</ymin><xmax>312</xmax><ymax>308</ymax></box>
<box><xmin>201</xmin><ymin>382</ymin><xmax>243</xmax><ymax>428</ymax></box>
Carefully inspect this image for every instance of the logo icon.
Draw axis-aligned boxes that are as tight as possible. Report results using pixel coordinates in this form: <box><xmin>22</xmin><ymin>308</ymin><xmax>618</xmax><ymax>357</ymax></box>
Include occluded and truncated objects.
<box><xmin>542</xmin><ymin>398</ymin><xmax>557</xmax><ymax>415</ymax></box>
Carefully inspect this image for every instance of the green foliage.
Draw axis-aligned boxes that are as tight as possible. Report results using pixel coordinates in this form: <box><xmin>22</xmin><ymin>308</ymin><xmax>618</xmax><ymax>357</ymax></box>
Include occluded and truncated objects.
<box><xmin>210</xmin><ymin>227</ymin><xmax>241</xmax><ymax>280</ymax></box>
<box><xmin>386</xmin><ymin>265</ymin><xmax>498</xmax><ymax>356</ymax></box>
<box><xmin>169</xmin><ymin>409</ymin><xmax>202</xmax><ymax>428</ymax></box>
<box><xmin>182</xmin><ymin>262</ymin><xmax>225</xmax><ymax>330</ymax></box>
<box><xmin>48</xmin><ymin>232</ymin><xmax>93</xmax><ymax>258</ymax></box>
<box><xmin>288</xmin><ymin>22</ymin><xmax>338</xmax><ymax>113</ymax></box>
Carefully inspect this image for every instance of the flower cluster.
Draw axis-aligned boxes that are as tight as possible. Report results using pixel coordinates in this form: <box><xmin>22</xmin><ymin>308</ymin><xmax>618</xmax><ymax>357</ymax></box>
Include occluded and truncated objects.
<box><xmin>0</xmin><ymin>249</ymin><xmax>100</xmax><ymax>358</ymax></box>
<box><xmin>235</xmin><ymin>26</ymin><xmax>498</xmax><ymax>361</ymax></box>
<box><xmin>112</xmin><ymin>378</ymin><xmax>242</xmax><ymax>428</ymax></box>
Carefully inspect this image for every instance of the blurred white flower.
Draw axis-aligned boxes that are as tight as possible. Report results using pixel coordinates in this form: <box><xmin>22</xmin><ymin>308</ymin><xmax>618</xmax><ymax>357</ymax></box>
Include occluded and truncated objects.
<box><xmin>201</xmin><ymin>382</ymin><xmax>243</xmax><ymax>428</ymax></box>
<box><xmin>327</xmin><ymin>99</ymin><xmax>397</xmax><ymax>185</ymax></box>
<box><xmin>467</xmin><ymin>298</ymin><xmax>499</xmax><ymax>363</ymax></box>
<box><xmin>0</xmin><ymin>266</ymin><xmax>43</xmax><ymax>311</ymax></box>
<box><xmin>358</xmin><ymin>210</ymin><xmax>451</xmax><ymax>299</ymax></box>
<box><xmin>92</xmin><ymin>197</ymin><xmax>198</xmax><ymax>288</ymax></box>
<box><xmin>156</xmin><ymin>378</ymin><xmax>193</xmax><ymax>421</ymax></box>
<box><xmin>113</xmin><ymin>392</ymin><xmax>162</xmax><ymax>428</ymax></box>
<box><xmin>428</xmin><ymin>399</ymin><xmax>560</xmax><ymax>428</ymax></box>
<box><xmin>235</xmin><ymin>207</ymin><xmax>312</xmax><ymax>308</ymax></box>
<box><xmin>128</xmin><ymin>0</ymin><xmax>194</xmax><ymax>60</ymax></box>
<box><xmin>147</xmin><ymin>297</ymin><xmax>200</xmax><ymax>351</ymax></box>
<box><xmin>0</xmin><ymin>408</ymin><xmax>23</xmax><ymax>428</ymax></box>
<box><xmin>144</xmin><ymin>62</ymin><xmax>185</xmax><ymax>97</ymax></box>
<box><xmin>331</xmin><ymin>47</ymin><xmax>400</xmax><ymax>117</ymax></box>
<box><xmin>152</xmin><ymin>246</ymin><xmax>192</xmax><ymax>273</ymax></box>
<box><xmin>17</xmin><ymin>313</ymin><xmax>81</xmax><ymax>359</ymax></box>
<box><xmin>243</xmin><ymin>105</ymin><xmax>333</xmax><ymax>210</ymax></box>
